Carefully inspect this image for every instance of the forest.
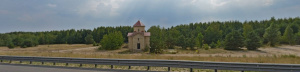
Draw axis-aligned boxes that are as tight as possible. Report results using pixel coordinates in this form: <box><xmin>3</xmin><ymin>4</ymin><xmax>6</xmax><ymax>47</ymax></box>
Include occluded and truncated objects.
<box><xmin>0</xmin><ymin>17</ymin><xmax>300</xmax><ymax>52</ymax></box>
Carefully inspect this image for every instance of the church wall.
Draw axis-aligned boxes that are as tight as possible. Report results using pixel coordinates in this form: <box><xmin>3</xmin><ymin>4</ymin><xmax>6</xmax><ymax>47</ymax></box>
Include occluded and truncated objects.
<box><xmin>128</xmin><ymin>37</ymin><xmax>133</xmax><ymax>50</ymax></box>
<box><xmin>134</xmin><ymin>27</ymin><xmax>145</xmax><ymax>32</ymax></box>
<box><xmin>132</xmin><ymin>34</ymin><xmax>145</xmax><ymax>50</ymax></box>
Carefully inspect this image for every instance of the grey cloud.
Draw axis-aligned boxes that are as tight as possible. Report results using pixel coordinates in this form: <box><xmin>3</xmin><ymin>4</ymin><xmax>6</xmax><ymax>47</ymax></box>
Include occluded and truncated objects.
<box><xmin>0</xmin><ymin>0</ymin><xmax>300</xmax><ymax>33</ymax></box>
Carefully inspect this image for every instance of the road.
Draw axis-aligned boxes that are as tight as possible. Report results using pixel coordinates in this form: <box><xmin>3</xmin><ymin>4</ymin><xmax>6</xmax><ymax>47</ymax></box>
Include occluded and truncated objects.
<box><xmin>0</xmin><ymin>63</ymin><xmax>161</xmax><ymax>72</ymax></box>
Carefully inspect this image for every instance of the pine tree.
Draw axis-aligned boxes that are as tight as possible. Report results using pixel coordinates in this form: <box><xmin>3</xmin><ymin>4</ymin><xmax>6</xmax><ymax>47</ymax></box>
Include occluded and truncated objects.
<box><xmin>263</xmin><ymin>22</ymin><xmax>281</xmax><ymax>46</ymax></box>
<box><xmin>195</xmin><ymin>33</ymin><xmax>204</xmax><ymax>48</ymax></box>
<box><xmin>245</xmin><ymin>31</ymin><xmax>262</xmax><ymax>50</ymax></box>
<box><xmin>243</xmin><ymin>23</ymin><xmax>253</xmax><ymax>37</ymax></box>
<box><xmin>224</xmin><ymin>30</ymin><xmax>244</xmax><ymax>50</ymax></box>
<box><xmin>282</xmin><ymin>25</ymin><xmax>294</xmax><ymax>45</ymax></box>
<box><xmin>295</xmin><ymin>32</ymin><xmax>300</xmax><ymax>44</ymax></box>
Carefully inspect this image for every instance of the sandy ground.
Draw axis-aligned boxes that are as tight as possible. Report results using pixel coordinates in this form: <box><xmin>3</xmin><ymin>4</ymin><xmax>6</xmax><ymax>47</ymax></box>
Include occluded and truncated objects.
<box><xmin>161</xmin><ymin>45</ymin><xmax>300</xmax><ymax>57</ymax></box>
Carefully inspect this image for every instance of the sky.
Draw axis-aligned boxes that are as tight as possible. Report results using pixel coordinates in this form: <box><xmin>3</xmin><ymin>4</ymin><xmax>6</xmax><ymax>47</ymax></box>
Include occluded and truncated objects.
<box><xmin>0</xmin><ymin>0</ymin><xmax>300</xmax><ymax>33</ymax></box>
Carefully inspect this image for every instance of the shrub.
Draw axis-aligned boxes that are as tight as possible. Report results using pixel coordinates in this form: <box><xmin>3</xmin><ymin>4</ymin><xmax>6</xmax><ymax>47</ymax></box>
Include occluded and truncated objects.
<box><xmin>143</xmin><ymin>45</ymin><xmax>150</xmax><ymax>52</ymax></box>
<box><xmin>210</xmin><ymin>42</ymin><xmax>216</xmax><ymax>48</ymax></box>
<box><xmin>7</xmin><ymin>42</ymin><xmax>15</xmax><ymax>49</ymax></box>
<box><xmin>203</xmin><ymin>44</ymin><xmax>210</xmax><ymax>50</ymax></box>
<box><xmin>93</xmin><ymin>42</ymin><xmax>99</xmax><ymax>46</ymax></box>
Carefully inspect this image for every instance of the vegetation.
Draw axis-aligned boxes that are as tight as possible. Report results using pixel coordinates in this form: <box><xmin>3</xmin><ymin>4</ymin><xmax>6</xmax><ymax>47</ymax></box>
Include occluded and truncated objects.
<box><xmin>148</xmin><ymin>26</ymin><xmax>164</xmax><ymax>54</ymax></box>
<box><xmin>263</xmin><ymin>22</ymin><xmax>281</xmax><ymax>46</ymax></box>
<box><xmin>195</xmin><ymin>33</ymin><xmax>204</xmax><ymax>48</ymax></box>
<box><xmin>224</xmin><ymin>30</ymin><xmax>244</xmax><ymax>50</ymax></box>
<box><xmin>282</xmin><ymin>25</ymin><xmax>294</xmax><ymax>45</ymax></box>
<box><xmin>84</xmin><ymin>34</ymin><xmax>94</xmax><ymax>44</ymax></box>
<box><xmin>0</xmin><ymin>48</ymin><xmax>299</xmax><ymax>64</ymax></box>
<box><xmin>99</xmin><ymin>31</ymin><xmax>124</xmax><ymax>50</ymax></box>
<box><xmin>146</xmin><ymin>17</ymin><xmax>300</xmax><ymax>51</ymax></box>
<box><xmin>0</xmin><ymin>17</ymin><xmax>300</xmax><ymax>52</ymax></box>
<box><xmin>0</xmin><ymin>26</ymin><xmax>132</xmax><ymax>48</ymax></box>
<box><xmin>245</xmin><ymin>31</ymin><xmax>262</xmax><ymax>50</ymax></box>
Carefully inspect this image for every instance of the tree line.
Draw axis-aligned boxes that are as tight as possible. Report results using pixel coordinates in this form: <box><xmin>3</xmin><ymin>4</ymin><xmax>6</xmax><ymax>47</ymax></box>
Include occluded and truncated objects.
<box><xmin>147</xmin><ymin>17</ymin><xmax>300</xmax><ymax>53</ymax></box>
<box><xmin>0</xmin><ymin>17</ymin><xmax>300</xmax><ymax>51</ymax></box>
<box><xmin>0</xmin><ymin>26</ymin><xmax>132</xmax><ymax>48</ymax></box>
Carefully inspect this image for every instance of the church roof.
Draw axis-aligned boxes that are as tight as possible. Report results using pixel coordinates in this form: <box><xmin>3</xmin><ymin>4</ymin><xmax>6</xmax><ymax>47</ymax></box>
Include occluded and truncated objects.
<box><xmin>133</xmin><ymin>20</ymin><xmax>145</xmax><ymax>27</ymax></box>
<box><xmin>127</xmin><ymin>32</ymin><xmax>150</xmax><ymax>37</ymax></box>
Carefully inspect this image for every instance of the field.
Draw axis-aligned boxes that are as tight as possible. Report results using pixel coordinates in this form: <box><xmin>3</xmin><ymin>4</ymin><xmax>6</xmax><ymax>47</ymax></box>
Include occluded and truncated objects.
<box><xmin>0</xmin><ymin>44</ymin><xmax>299</xmax><ymax>64</ymax></box>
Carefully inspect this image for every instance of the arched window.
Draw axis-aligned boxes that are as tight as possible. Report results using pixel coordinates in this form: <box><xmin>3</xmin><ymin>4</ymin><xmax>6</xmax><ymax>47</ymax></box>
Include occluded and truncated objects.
<box><xmin>138</xmin><ymin>38</ymin><xmax>139</xmax><ymax>41</ymax></box>
<box><xmin>138</xmin><ymin>29</ymin><xmax>140</xmax><ymax>32</ymax></box>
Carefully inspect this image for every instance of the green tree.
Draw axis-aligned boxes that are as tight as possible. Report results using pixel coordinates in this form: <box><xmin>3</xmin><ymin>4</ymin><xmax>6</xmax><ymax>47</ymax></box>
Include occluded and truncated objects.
<box><xmin>245</xmin><ymin>31</ymin><xmax>262</xmax><ymax>50</ymax></box>
<box><xmin>224</xmin><ymin>30</ymin><xmax>244</xmax><ymax>50</ymax></box>
<box><xmin>243</xmin><ymin>23</ymin><xmax>253</xmax><ymax>37</ymax></box>
<box><xmin>263</xmin><ymin>22</ymin><xmax>281</xmax><ymax>46</ymax></box>
<box><xmin>2</xmin><ymin>34</ymin><xmax>15</xmax><ymax>48</ymax></box>
<box><xmin>295</xmin><ymin>32</ymin><xmax>300</xmax><ymax>44</ymax></box>
<box><xmin>204</xmin><ymin>23</ymin><xmax>222</xmax><ymax>44</ymax></box>
<box><xmin>99</xmin><ymin>31</ymin><xmax>124</xmax><ymax>50</ymax></box>
<box><xmin>178</xmin><ymin>35</ymin><xmax>189</xmax><ymax>49</ymax></box>
<box><xmin>165</xmin><ymin>28</ymin><xmax>180</xmax><ymax>49</ymax></box>
<box><xmin>85</xmin><ymin>34</ymin><xmax>95</xmax><ymax>44</ymax></box>
<box><xmin>21</xmin><ymin>39</ymin><xmax>38</xmax><ymax>48</ymax></box>
<box><xmin>195</xmin><ymin>33</ymin><xmax>204</xmax><ymax>48</ymax></box>
<box><xmin>282</xmin><ymin>25</ymin><xmax>294</xmax><ymax>45</ymax></box>
<box><xmin>148</xmin><ymin>26</ymin><xmax>164</xmax><ymax>53</ymax></box>
<box><xmin>7</xmin><ymin>41</ymin><xmax>15</xmax><ymax>49</ymax></box>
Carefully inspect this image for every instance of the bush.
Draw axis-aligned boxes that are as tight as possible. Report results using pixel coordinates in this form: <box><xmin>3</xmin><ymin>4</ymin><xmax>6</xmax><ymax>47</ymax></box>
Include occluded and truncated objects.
<box><xmin>203</xmin><ymin>44</ymin><xmax>210</xmax><ymax>50</ymax></box>
<box><xmin>7</xmin><ymin>42</ymin><xmax>15</xmax><ymax>49</ymax></box>
<box><xmin>93</xmin><ymin>42</ymin><xmax>99</xmax><ymax>46</ymax></box>
<box><xmin>216</xmin><ymin>40</ymin><xmax>223</xmax><ymax>48</ymax></box>
<box><xmin>21</xmin><ymin>39</ymin><xmax>38</xmax><ymax>48</ymax></box>
<box><xmin>143</xmin><ymin>45</ymin><xmax>150</xmax><ymax>52</ymax></box>
<box><xmin>210</xmin><ymin>42</ymin><xmax>216</xmax><ymax>48</ymax></box>
<box><xmin>150</xmin><ymin>47</ymin><xmax>163</xmax><ymax>54</ymax></box>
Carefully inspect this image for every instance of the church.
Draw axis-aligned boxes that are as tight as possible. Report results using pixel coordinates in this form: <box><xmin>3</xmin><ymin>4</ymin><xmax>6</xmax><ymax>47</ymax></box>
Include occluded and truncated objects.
<box><xmin>127</xmin><ymin>20</ymin><xmax>150</xmax><ymax>51</ymax></box>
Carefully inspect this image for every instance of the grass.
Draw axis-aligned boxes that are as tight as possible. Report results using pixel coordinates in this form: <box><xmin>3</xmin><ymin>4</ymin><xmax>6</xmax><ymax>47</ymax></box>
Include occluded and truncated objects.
<box><xmin>0</xmin><ymin>44</ymin><xmax>299</xmax><ymax>64</ymax></box>
<box><xmin>1</xmin><ymin>51</ymin><xmax>299</xmax><ymax>64</ymax></box>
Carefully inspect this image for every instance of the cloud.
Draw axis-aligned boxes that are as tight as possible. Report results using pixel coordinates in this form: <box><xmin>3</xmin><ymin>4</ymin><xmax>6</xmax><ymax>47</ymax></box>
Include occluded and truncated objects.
<box><xmin>47</xmin><ymin>4</ymin><xmax>57</xmax><ymax>8</ymax></box>
<box><xmin>0</xmin><ymin>10</ymin><xmax>9</xmax><ymax>14</ymax></box>
<box><xmin>18</xmin><ymin>14</ymin><xmax>33</xmax><ymax>22</ymax></box>
<box><xmin>210</xmin><ymin>0</ymin><xmax>229</xmax><ymax>7</ymax></box>
<box><xmin>76</xmin><ymin>0</ymin><xmax>124</xmax><ymax>17</ymax></box>
<box><xmin>0</xmin><ymin>0</ymin><xmax>299</xmax><ymax>33</ymax></box>
<box><xmin>263</xmin><ymin>0</ymin><xmax>274</xmax><ymax>6</ymax></box>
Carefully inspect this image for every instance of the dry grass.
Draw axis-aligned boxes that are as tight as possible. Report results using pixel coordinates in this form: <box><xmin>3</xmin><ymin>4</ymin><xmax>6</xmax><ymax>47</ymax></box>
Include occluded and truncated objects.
<box><xmin>0</xmin><ymin>44</ymin><xmax>300</xmax><ymax>64</ymax></box>
<box><xmin>0</xmin><ymin>51</ymin><xmax>299</xmax><ymax>64</ymax></box>
<box><xmin>3</xmin><ymin>44</ymin><xmax>283</xmax><ymax>72</ymax></box>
